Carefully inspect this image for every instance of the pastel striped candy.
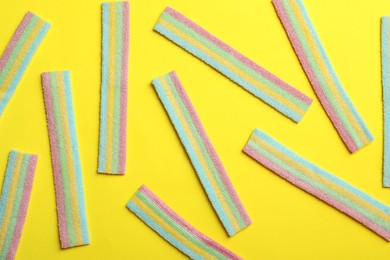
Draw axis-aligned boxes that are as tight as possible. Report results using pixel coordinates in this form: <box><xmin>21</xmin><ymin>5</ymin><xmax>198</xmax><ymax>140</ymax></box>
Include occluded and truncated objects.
<box><xmin>382</xmin><ymin>17</ymin><xmax>390</xmax><ymax>187</ymax></box>
<box><xmin>42</xmin><ymin>71</ymin><xmax>89</xmax><ymax>248</ymax></box>
<box><xmin>99</xmin><ymin>1</ymin><xmax>129</xmax><ymax>174</ymax></box>
<box><xmin>0</xmin><ymin>151</ymin><xmax>38</xmax><ymax>260</ymax></box>
<box><xmin>127</xmin><ymin>185</ymin><xmax>243</xmax><ymax>260</ymax></box>
<box><xmin>154</xmin><ymin>7</ymin><xmax>312</xmax><ymax>123</ymax></box>
<box><xmin>272</xmin><ymin>0</ymin><xmax>373</xmax><ymax>152</ymax></box>
<box><xmin>244</xmin><ymin>128</ymin><xmax>390</xmax><ymax>241</ymax></box>
<box><xmin>152</xmin><ymin>71</ymin><xmax>251</xmax><ymax>236</ymax></box>
<box><xmin>0</xmin><ymin>12</ymin><xmax>50</xmax><ymax>118</ymax></box>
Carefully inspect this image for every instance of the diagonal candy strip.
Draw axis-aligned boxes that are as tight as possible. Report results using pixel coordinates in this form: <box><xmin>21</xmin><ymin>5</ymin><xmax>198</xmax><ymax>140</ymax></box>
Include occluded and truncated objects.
<box><xmin>127</xmin><ymin>185</ymin><xmax>243</xmax><ymax>260</ymax></box>
<box><xmin>272</xmin><ymin>0</ymin><xmax>373</xmax><ymax>152</ymax></box>
<box><xmin>0</xmin><ymin>12</ymin><xmax>50</xmax><ymax>119</ymax></box>
<box><xmin>154</xmin><ymin>7</ymin><xmax>312</xmax><ymax>123</ymax></box>
<box><xmin>42</xmin><ymin>71</ymin><xmax>89</xmax><ymax>248</ymax></box>
<box><xmin>244</xmin><ymin>128</ymin><xmax>390</xmax><ymax>241</ymax></box>
<box><xmin>152</xmin><ymin>71</ymin><xmax>251</xmax><ymax>236</ymax></box>
<box><xmin>0</xmin><ymin>151</ymin><xmax>38</xmax><ymax>260</ymax></box>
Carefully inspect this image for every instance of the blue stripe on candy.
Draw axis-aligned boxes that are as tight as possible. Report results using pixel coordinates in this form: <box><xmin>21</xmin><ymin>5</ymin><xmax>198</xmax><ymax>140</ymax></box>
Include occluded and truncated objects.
<box><xmin>62</xmin><ymin>71</ymin><xmax>89</xmax><ymax>243</ymax></box>
<box><xmin>99</xmin><ymin>3</ymin><xmax>110</xmax><ymax>172</ymax></box>
<box><xmin>127</xmin><ymin>201</ymin><xmax>204</xmax><ymax>260</ymax></box>
<box><xmin>295</xmin><ymin>0</ymin><xmax>373</xmax><ymax>142</ymax></box>
<box><xmin>383</xmin><ymin>17</ymin><xmax>390</xmax><ymax>187</ymax></box>
<box><xmin>154</xmin><ymin>23</ymin><xmax>302</xmax><ymax>123</ymax></box>
<box><xmin>0</xmin><ymin>22</ymin><xmax>50</xmax><ymax>117</ymax></box>
<box><xmin>152</xmin><ymin>78</ymin><xmax>235</xmax><ymax>236</ymax></box>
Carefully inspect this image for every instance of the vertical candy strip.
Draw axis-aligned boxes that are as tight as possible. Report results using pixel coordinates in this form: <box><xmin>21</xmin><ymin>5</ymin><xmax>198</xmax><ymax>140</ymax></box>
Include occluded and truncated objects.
<box><xmin>127</xmin><ymin>185</ymin><xmax>243</xmax><ymax>260</ymax></box>
<box><xmin>154</xmin><ymin>7</ymin><xmax>312</xmax><ymax>123</ymax></box>
<box><xmin>152</xmin><ymin>71</ymin><xmax>251</xmax><ymax>236</ymax></box>
<box><xmin>99</xmin><ymin>1</ymin><xmax>129</xmax><ymax>174</ymax></box>
<box><xmin>0</xmin><ymin>12</ymin><xmax>50</xmax><ymax>118</ymax></box>
<box><xmin>244</xmin><ymin>128</ymin><xmax>390</xmax><ymax>241</ymax></box>
<box><xmin>42</xmin><ymin>71</ymin><xmax>89</xmax><ymax>248</ymax></box>
<box><xmin>272</xmin><ymin>0</ymin><xmax>373</xmax><ymax>152</ymax></box>
<box><xmin>0</xmin><ymin>151</ymin><xmax>38</xmax><ymax>260</ymax></box>
<box><xmin>382</xmin><ymin>17</ymin><xmax>390</xmax><ymax>187</ymax></box>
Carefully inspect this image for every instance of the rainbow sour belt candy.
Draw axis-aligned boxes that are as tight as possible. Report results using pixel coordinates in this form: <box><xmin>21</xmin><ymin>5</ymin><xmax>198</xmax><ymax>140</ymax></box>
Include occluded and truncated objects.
<box><xmin>0</xmin><ymin>12</ymin><xmax>50</xmax><ymax>119</ymax></box>
<box><xmin>273</xmin><ymin>0</ymin><xmax>373</xmax><ymax>152</ymax></box>
<box><xmin>127</xmin><ymin>185</ymin><xmax>243</xmax><ymax>260</ymax></box>
<box><xmin>244</xmin><ymin>128</ymin><xmax>390</xmax><ymax>241</ymax></box>
<box><xmin>98</xmin><ymin>1</ymin><xmax>129</xmax><ymax>174</ymax></box>
<box><xmin>154</xmin><ymin>7</ymin><xmax>312</xmax><ymax>123</ymax></box>
<box><xmin>152</xmin><ymin>71</ymin><xmax>251</xmax><ymax>236</ymax></box>
<box><xmin>42</xmin><ymin>71</ymin><xmax>89</xmax><ymax>248</ymax></box>
<box><xmin>0</xmin><ymin>151</ymin><xmax>38</xmax><ymax>260</ymax></box>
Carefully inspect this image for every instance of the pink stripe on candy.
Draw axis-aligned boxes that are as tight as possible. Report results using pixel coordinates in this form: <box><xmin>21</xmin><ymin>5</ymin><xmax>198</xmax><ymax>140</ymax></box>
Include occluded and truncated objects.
<box><xmin>272</xmin><ymin>0</ymin><xmax>358</xmax><ymax>152</ymax></box>
<box><xmin>139</xmin><ymin>185</ymin><xmax>242</xmax><ymax>259</ymax></box>
<box><xmin>118</xmin><ymin>2</ymin><xmax>129</xmax><ymax>174</ymax></box>
<box><xmin>0</xmin><ymin>12</ymin><xmax>33</xmax><ymax>73</ymax></box>
<box><xmin>169</xmin><ymin>71</ymin><xmax>251</xmax><ymax>226</ymax></box>
<box><xmin>6</xmin><ymin>155</ymin><xmax>37</xmax><ymax>260</ymax></box>
<box><xmin>164</xmin><ymin>7</ymin><xmax>312</xmax><ymax>106</ymax></box>
<box><xmin>41</xmin><ymin>73</ymin><xmax>69</xmax><ymax>248</ymax></box>
<box><xmin>243</xmin><ymin>145</ymin><xmax>390</xmax><ymax>241</ymax></box>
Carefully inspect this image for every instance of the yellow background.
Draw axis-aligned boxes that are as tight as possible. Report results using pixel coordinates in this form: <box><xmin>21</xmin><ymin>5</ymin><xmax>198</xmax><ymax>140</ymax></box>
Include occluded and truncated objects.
<box><xmin>0</xmin><ymin>0</ymin><xmax>389</xmax><ymax>259</ymax></box>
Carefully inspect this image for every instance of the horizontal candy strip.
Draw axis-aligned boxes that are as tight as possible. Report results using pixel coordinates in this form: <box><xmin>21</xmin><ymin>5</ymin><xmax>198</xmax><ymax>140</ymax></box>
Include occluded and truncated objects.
<box><xmin>154</xmin><ymin>7</ymin><xmax>312</xmax><ymax>122</ymax></box>
<box><xmin>0</xmin><ymin>151</ymin><xmax>37</xmax><ymax>260</ymax></box>
<box><xmin>0</xmin><ymin>12</ymin><xmax>50</xmax><ymax>118</ymax></box>
<box><xmin>98</xmin><ymin>1</ymin><xmax>129</xmax><ymax>174</ymax></box>
<box><xmin>152</xmin><ymin>71</ymin><xmax>251</xmax><ymax>236</ymax></box>
<box><xmin>127</xmin><ymin>185</ymin><xmax>243</xmax><ymax>260</ymax></box>
<box><xmin>272</xmin><ymin>0</ymin><xmax>373</xmax><ymax>152</ymax></box>
<box><xmin>382</xmin><ymin>17</ymin><xmax>390</xmax><ymax>187</ymax></box>
<box><xmin>42</xmin><ymin>71</ymin><xmax>89</xmax><ymax>248</ymax></box>
<box><xmin>244</xmin><ymin>128</ymin><xmax>390</xmax><ymax>241</ymax></box>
